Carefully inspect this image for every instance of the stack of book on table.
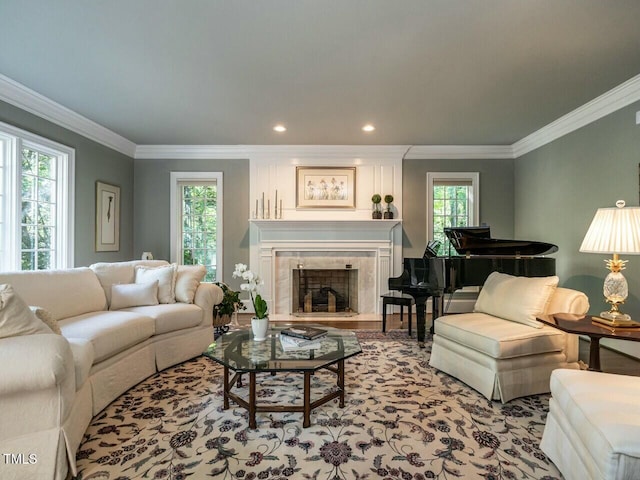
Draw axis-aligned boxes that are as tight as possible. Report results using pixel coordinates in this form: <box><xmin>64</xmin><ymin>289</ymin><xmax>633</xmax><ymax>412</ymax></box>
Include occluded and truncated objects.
<box><xmin>279</xmin><ymin>326</ymin><xmax>327</xmax><ymax>350</ymax></box>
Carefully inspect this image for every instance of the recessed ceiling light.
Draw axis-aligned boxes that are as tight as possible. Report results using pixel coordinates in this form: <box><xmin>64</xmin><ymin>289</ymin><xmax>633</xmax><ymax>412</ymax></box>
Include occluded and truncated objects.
<box><xmin>273</xmin><ymin>124</ymin><xmax>287</xmax><ymax>133</ymax></box>
<box><xmin>362</xmin><ymin>124</ymin><xmax>375</xmax><ymax>132</ymax></box>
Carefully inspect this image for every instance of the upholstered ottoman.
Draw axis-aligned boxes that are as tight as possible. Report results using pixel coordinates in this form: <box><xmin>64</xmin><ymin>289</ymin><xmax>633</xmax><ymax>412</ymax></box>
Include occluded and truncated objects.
<box><xmin>541</xmin><ymin>369</ymin><xmax>640</xmax><ymax>480</ymax></box>
<box><xmin>429</xmin><ymin>272</ymin><xmax>589</xmax><ymax>402</ymax></box>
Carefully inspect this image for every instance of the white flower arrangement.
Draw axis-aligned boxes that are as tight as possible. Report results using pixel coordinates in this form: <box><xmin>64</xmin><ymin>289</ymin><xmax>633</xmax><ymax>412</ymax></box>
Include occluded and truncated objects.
<box><xmin>232</xmin><ymin>263</ymin><xmax>268</xmax><ymax>319</ymax></box>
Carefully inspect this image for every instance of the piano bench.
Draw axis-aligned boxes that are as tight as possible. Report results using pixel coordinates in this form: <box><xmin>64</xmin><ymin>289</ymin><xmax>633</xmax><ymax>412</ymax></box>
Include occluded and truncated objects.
<box><xmin>381</xmin><ymin>292</ymin><xmax>415</xmax><ymax>335</ymax></box>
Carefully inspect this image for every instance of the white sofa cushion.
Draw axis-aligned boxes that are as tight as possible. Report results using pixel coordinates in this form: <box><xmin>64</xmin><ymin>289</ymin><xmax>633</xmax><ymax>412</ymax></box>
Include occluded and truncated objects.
<box><xmin>0</xmin><ymin>284</ymin><xmax>52</xmax><ymax>338</ymax></box>
<box><xmin>0</xmin><ymin>268</ymin><xmax>107</xmax><ymax>321</ymax></box>
<box><xmin>123</xmin><ymin>303</ymin><xmax>204</xmax><ymax>335</ymax></box>
<box><xmin>434</xmin><ymin>312</ymin><xmax>567</xmax><ymax>359</ymax></box>
<box><xmin>110</xmin><ymin>281</ymin><xmax>159</xmax><ymax>310</ymax></box>
<box><xmin>90</xmin><ymin>260</ymin><xmax>169</xmax><ymax>307</ymax></box>
<box><xmin>59</xmin><ymin>311</ymin><xmax>155</xmax><ymax>363</ymax></box>
<box><xmin>175</xmin><ymin>265</ymin><xmax>206</xmax><ymax>303</ymax></box>
<box><xmin>474</xmin><ymin>272</ymin><xmax>559</xmax><ymax>328</ymax></box>
<box><xmin>135</xmin><ymin>264</ymin><xmax>177</xmax><ymax>304</ymax></box>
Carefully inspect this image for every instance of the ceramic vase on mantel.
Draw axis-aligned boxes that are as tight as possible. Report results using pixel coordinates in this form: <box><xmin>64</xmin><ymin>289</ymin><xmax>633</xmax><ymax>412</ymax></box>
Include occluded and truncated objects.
<box><xmin>251</xmin><ymin>317</ymin><xmax>269</xmax><ymax>341</ymax></box>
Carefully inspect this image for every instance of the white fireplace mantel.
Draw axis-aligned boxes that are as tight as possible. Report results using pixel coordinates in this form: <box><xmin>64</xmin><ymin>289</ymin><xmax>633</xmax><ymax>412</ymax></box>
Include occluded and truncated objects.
<box><xmin>250</xmin><ymin>219</ymin><xmax>401</xmax><ymax>242</ymax></box>
<box><xmin>249</xmin><ymin>218</ymin><xmax>403</xmax><ymax>319</ymax></box>
<box><xmin>250</xmin><ymin>219</ymin><xmax>401</xmax><ymax>229</ymax></box>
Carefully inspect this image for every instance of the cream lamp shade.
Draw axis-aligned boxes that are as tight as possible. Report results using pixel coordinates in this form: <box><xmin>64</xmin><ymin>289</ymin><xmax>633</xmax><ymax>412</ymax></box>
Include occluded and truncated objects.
<box><xmin>579</xmin><ymin>200</ymin><xmax>640</xmax><ymax>327</ymax></box>
<box><xmin>579</xmin><ymin>201</ymin><xmax>640</xmax><ymax>254</ymax></box>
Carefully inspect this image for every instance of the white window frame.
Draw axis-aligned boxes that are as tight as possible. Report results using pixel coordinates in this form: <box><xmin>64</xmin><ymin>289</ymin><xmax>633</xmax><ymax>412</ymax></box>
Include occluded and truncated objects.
<box><xmin>0</xmin><ymin>121</ymin><xmax>74</xmax><ymax>271</ymax></box>
<box><xmin>426</xmin><ymin>172</ymin><xmax>480</xmax><ymax>252</ymax></box>
<box><xmin>169</xmin><ymin>171</ymin><xmax>223</xmax><ymax>281</ymax></box>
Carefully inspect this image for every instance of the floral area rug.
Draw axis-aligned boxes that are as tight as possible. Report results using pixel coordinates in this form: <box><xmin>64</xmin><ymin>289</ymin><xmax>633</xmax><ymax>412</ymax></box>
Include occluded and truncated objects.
<box><xmin>75</xmin><ymin>330</ymin><xmax>561</xmax><ymax>480</ymax></box>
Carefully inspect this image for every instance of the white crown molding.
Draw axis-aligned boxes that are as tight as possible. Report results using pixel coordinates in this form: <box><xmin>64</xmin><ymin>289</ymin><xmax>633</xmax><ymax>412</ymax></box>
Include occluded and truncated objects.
<box><xmin>245</xmin><ymin>145</ymin><xmax>411</xmax><ymax>160</ymax></box>
<box><xmin>135</xmin><ymin>144</ymin><xmax>412</xmax><ymax>160</ymax></box>
<box><xmin>404</xmin><ymin>145</ymin><xmax>514</xmax><ymax>160</ymax></box>
<box><xmin>0</xmin><ymin>74</ymin><xmax>136</xmax><ymax>157</ymax></box>
<box><xmin>513</xmin><ymin>73</ymin><xmax>640</xmax><ymax>158</ymax></box>
<box><xmin>135</xmin><ymin>145</ymin><xmax>250</xmax><ymax>159</ymax></box>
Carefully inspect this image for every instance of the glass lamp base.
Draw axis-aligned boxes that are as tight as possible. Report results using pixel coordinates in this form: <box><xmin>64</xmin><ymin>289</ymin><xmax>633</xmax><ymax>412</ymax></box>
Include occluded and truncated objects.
<box><xmin>600</xmin><ymin>310</ymin><xmax>631</xmax><ymax>321</ymax></box>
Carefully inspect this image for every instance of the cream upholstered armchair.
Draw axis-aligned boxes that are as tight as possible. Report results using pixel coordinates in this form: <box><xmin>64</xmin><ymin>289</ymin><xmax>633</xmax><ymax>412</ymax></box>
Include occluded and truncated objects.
<box><xmin>429</xmin><ymin>272</ymin><xmax>589</xmax><ymax>402</ymax></box>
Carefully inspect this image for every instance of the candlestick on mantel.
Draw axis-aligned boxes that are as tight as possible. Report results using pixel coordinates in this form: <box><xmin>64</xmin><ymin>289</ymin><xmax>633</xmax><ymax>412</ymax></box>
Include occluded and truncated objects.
<box><xmin>255</xmin><ymin>199</ymin><xmax>258</xmax><ymax>218</ymax></box>
<box><xmin>279</xmin><ymin>199</ymin><xmax>283</xmax><ymax>219</ymax></box>
<box><xmin>275</xmin><ymin>190</ymin><xmax>278</xmax><ymax>218</ymax></box>
<box><xmin>267</xmin><ymin>199</ymin><xmax>270</xmax><ymax>219</ymax></box>
<box><xmin>261</xmin><ymin>192</ymin><xmax>265</xmax><ymax>219</ymax></box>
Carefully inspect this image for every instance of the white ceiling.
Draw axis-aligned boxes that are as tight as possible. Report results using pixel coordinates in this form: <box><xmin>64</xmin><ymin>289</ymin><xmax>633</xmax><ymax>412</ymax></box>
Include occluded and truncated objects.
<box><xmin>1</xmin><ymin>1</ymin><xmax>640</xmax><ymax>147</ymax></box>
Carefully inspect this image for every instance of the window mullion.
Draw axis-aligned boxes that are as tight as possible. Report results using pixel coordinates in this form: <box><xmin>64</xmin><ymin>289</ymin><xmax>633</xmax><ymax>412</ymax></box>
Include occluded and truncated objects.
<box><xmin>8</xmin><ymin>137</ymin><xmax>22</xmax><ymax>271</ymax></box>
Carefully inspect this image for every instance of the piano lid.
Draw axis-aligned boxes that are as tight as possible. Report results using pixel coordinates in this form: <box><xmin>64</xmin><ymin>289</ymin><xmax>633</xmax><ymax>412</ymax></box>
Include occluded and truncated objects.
<box><xmin>444</xmin><ymin>226</ymin><xmax>558</xmax><ymax>256</ymax></box>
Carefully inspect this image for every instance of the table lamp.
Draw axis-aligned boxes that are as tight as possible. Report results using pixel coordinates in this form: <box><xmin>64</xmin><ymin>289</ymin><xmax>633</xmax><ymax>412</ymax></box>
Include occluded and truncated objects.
<box><xmin>579</xmin><ymin>200</ymin><xmax>640</xmax><ymax>327</ymax></box>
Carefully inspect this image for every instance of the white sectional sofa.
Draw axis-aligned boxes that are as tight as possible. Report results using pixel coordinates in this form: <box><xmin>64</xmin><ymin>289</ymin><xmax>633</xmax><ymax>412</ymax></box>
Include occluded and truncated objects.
<box><xmin>429</xmin><ymin>272</ymin><xmax>589</xmax><ymax>402</ymax></box>
<box><xmin>0</xmin><ymin>260</ymin><xmax>223</xmax><ymax>480</ymax></box>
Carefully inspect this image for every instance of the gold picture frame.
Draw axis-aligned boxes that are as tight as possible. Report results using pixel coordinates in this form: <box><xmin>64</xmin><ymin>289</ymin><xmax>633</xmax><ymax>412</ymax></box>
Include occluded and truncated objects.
<box><xmin>296</xmin><ymin>166</ymin><xmax>356</xmax><ymax>209</ymax></box>
<box><xmin>95</xmin><ymin>181</ymin><xmax>120</xmax><ymax>252</ymax></box>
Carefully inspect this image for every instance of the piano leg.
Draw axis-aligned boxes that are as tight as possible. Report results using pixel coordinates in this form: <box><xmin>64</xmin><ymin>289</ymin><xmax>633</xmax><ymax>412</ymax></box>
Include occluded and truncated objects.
<box><xmin>414</xmin><ymin>295</ymin><xmax>430</xmax><ymax>347</ymax></box>
<box><xmin>416</xmin><ymin>294</ymin><xmax>444</xmax><ymax>345</ymax></box>
<box><xmin>430</xmin><ymin>294</ymin><xmax>443</xmax><ymax>335</ymax></box>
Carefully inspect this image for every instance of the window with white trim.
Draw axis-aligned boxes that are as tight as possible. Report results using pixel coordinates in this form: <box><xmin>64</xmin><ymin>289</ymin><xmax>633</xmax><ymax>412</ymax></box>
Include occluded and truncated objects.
<box><xmin>0</xmin><ymin>122</ymin><xmax>74</xmax><ymax>271</ymax></box>
<box><xmin>170</xmin><ymin>172</ymin><xmax>223</xmax><ymax>282</ymax></box>
<box><xmin>427</xmin><ymin>172</ymin><xmax>479</xmax><ymax>256</ymax></box>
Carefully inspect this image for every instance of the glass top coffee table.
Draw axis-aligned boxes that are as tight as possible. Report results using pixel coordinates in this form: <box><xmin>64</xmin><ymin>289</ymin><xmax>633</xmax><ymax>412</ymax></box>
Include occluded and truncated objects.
<box><xmin>203</xmin><ymin>324</ymin><xmax>362</xmax><ymax>428</ymax></box>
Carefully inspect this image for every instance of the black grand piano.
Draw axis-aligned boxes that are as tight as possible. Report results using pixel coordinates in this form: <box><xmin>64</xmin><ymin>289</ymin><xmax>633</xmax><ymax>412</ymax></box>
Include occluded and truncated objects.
<box><xmin>389</xmin><ymin>227</ymin><xmax>557</xmax><ymax>346</ymax></box>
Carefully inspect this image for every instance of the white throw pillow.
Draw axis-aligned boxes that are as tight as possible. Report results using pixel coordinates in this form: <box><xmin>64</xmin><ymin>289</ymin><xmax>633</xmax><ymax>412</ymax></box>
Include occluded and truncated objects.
<box><xmin>135</xmin><ymin>264</ymin><xmax>177</xmax><ymax>304</ymax></box>
<box><xmin>175</xmin><ymin>265</ymin><xmax>206</xmax><ymax>303</ymax></box>
<box><xmin>0</xmin><ymin>284</ymin><xmax>53</xmax><ymax>338</ymax></box>
<box><xmin>110</xmin><ymin>281</ymin><xmax>159</xmax><ymax>310</ymax></box>
<box><xmin>29</xmin><ymin>306</ymin><xmax>61</xmax><ymax>334</ymax></box>
<box><xmin>91</xmin><ymin>260</ymin><xmax>169</xmax><ymax>307</ymax></box>
<box><xmin>473</xmin><ymin>272</ymin><xmax>559</xmax><ymax>328</ymax></box>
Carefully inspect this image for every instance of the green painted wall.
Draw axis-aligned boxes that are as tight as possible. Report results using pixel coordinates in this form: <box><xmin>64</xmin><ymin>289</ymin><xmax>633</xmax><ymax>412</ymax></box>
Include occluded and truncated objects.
<box><xmin>515</xmin><ymin>101</ymin><xmax>640</xmax><ymax>319</ymax></box>
<box><xmin>0</xmin><ymin>100</ymin><xmax>134</xmax><ymax>266</ymax></box>
<box><xmin>133</xmin><ymin>159</ymin><xmax>250</xmax><ymax>287</ymax></box>
<box><xmin>402</xmin><ymin>158</ymin><xmax>515</xmax><ymax>257</ymax></box>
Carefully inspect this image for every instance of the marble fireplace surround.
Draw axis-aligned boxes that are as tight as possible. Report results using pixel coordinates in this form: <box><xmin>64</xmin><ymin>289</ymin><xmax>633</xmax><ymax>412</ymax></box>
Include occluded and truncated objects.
<box><xmin>250</xmin><ymin>219</ymin><xmax>402</xmax><ymax>320</ymax></box>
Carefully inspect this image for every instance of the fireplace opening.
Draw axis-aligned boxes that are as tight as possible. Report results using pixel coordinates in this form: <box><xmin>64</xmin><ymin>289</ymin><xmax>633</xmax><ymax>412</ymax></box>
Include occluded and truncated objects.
<box><xmin>291</xmin><ymin>268</ymin><xmax>358</xmax><ymax>316</ymax></box>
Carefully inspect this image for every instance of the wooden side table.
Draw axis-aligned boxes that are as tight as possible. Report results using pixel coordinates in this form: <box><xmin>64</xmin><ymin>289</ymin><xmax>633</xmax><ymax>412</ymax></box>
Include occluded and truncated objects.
<box><xmin>537</xmin><ymin>313</ymin><xmax>640</xmax><ymax>371</ymax></box>
<box><xmin>381</xmin><ymin>292</ymin><xmax>415</xmax><ymax>335</ymax></box>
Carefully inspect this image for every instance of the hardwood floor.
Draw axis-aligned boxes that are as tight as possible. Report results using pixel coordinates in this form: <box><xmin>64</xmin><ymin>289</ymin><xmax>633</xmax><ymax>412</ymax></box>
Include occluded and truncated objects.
<box><xmin>238</xmin><ymin>313</ymin><xmax>640</xmax><ymax>377</ymax></box>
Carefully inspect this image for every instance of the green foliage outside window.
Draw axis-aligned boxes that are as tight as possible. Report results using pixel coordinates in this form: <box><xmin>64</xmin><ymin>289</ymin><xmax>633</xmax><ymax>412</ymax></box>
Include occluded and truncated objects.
<box><xmin>21</xmin><ymin>148</ymin><xmax>56</xmax><ymax>270</ymax></box>
<box><xmin>432</xmin><ymin>184</ymin><xmax>470</xmax><ymax>256</ymax></box>
<box><xmin>181</xmin><ymin>184</ymin><xmax>218</xmax><ymax>281</ymax></box>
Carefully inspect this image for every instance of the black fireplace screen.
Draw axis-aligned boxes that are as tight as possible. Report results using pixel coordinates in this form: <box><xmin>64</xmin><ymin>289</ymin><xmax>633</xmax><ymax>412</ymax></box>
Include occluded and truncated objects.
<box><xmin>291</xmin><ymin>268</ymin><xmax>358</xmax><ymax>315</ymax></box>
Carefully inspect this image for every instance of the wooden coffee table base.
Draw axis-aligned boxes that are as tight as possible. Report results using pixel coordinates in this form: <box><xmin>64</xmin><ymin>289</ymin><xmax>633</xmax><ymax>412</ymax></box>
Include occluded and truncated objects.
<box><xmin>223</xmin><ymin>359</ymin><xmax>346</xmax><ymax>429</ymax></box>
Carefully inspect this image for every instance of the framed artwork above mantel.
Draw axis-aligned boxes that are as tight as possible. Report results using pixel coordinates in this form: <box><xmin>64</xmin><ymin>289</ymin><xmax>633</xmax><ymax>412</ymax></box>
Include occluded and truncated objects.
<box><xmin>295</xmin><ymin>166</ymin><xmax>356</xmax><ymax>209</ymax></box>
